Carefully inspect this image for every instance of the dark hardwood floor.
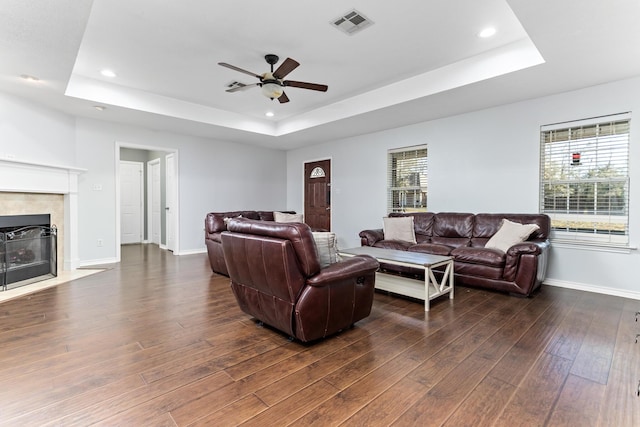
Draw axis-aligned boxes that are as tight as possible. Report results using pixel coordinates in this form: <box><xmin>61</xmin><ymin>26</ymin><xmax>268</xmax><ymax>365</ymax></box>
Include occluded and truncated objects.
<box><xmin>0</xmin><ymin>244</ymin><xmax>639</xmax><ymax>426</ymax></box>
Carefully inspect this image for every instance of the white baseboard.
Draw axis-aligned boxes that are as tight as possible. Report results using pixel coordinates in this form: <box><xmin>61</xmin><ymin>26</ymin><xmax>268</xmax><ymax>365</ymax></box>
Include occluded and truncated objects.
<box><xmin>79</xmin><ymin>257</ymin><xmax>119</xmax><ymax>268</ymax></box>
<box><xmin>176</xmin><ymin>248</ymin><xmax>207</xmax><ymax>256</ymax></box>
<box><xmin>544</xmin><ymin>278</ymin><xmax>640</xmax><ymax>300</ymax></box>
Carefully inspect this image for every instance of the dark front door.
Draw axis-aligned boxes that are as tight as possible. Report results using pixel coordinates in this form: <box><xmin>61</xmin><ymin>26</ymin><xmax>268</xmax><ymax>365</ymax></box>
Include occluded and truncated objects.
<box><xmin>304</xmin><ymin>159</ymin><xmax>331</xmax><ymax>231</ymax></box>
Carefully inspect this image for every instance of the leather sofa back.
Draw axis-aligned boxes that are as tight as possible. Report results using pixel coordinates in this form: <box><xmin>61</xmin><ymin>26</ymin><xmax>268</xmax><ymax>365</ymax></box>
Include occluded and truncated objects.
<box><xmin>225</xmin><ymin>217</ymin><xmax>321</xmax><ymax>277</ymax></box>
<box><xmin>390</xmin><ymin>211</ymin><xmax>434</xmax><ymax>243</ymax></box>
<box><xmin>205</xmin><ymin>210</ymin><xmax>296</xmax><ymax>235</ymax></box>
<box><xmin>389</xmin><ymin>211</ymin><xmax>550</xmax><ymax>248</ymax></box>
<box><xmin>471</xmin><ymin>213</ymin><xmax>550</xmax><ymax>247</ymax></box>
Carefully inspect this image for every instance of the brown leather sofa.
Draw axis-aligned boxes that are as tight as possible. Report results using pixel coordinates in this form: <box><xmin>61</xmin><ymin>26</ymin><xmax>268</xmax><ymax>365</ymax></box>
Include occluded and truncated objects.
<box><xmin>205</xmin><ymin>210</ymin><xmax>296</xmax><ymax>276</ymax></box>
<box><xmin>360</xmin><ymin>212</ymin><xmax>551</xmax><ymax>297</ymax></box>
<box><xmin>222</xmin><ymin>218</ymin><xmax>379</xmax><ymax>342</ymax></box>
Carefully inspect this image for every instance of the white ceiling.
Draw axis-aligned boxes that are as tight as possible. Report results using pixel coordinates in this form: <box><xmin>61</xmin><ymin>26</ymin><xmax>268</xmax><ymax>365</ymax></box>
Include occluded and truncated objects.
<box><xmin>2</xmin><ymin>0</ymin><xmax>640</xmax><ymax>150</ymax></box>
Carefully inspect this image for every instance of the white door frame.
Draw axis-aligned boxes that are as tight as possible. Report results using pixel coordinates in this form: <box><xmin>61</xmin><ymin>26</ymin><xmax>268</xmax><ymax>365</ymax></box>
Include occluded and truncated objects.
<box><xmin>165</xmin><ymin>153</ymin><xmax>178</xmax><ymax>253</ymax></box>
<box><xmin>147</xmin><ymin>158</ymin><xmax>161</xmax><ymax>245</ymax></box>
<box><xmin>115</xmin><ymin>142</ymin><xmax>179</xmax><ymax>262</ymax></box>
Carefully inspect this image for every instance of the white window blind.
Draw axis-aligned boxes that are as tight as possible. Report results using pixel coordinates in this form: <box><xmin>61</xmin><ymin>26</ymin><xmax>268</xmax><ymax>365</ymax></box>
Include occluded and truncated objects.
<box><xmin>539</xmin><ymin>113</ymin><xmax>630</xmax><ymax>246</ymax></box>
<box><xmin>388</xmin><ymin>145</ymin><xmax>428</xmax><ymax>213</ymax></box>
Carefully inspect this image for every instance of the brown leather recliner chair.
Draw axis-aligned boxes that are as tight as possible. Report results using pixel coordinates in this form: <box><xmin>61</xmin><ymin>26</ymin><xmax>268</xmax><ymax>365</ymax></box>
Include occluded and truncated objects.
<box><xmin>221</xmin><ymin>218</ymin><xmax>379</xmax><ymax>342</ymax></box>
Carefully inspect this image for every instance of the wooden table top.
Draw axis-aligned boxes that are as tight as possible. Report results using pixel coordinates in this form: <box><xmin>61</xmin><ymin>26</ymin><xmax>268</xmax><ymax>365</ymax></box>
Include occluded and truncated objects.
<box><xmin>339</xmin><ymin>246</ymin><xmax>452</xmax><ymax>267</ymax></box>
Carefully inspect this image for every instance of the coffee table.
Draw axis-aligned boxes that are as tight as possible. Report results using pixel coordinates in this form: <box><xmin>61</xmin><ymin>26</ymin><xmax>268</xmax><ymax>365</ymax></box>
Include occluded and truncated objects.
<box><xmin>339</xmin><ymin>246</ymin><xmax>454</xmax><ymax>311</ymax></box>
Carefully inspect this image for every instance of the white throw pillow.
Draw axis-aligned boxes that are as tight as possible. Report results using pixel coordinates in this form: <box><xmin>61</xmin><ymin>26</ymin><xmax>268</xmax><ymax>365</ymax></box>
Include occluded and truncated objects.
<box><xmin>273</xmin><ymin>212</ymin><xmax>304</xmax><ymax>223</ymax></box>
<box><xmin>223</xmin><ymin>215</ymin><xmax>241</xmax><ymax>224</ymax></box>
<box><xmin>485</xmin><ymin>219</ymin><xmax>540</xmax><ymax>252</ymax></box>
<box><xmin>383</xmin><ymin>216</ymin><xmax>416</xmax><ymax>243</ymax></box>
<box><xmin>312</xmin><ymin>232</ymin><xmax>340</xmax><ymax>268</ymax></box>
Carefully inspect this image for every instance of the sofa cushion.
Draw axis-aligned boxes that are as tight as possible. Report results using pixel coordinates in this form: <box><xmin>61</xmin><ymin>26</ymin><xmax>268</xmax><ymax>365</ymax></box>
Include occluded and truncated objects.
<box><xmin>451</xmin><ymin>247</ymin><xmax>505</xmax><ymax>268</ymax></box>
<box><xmin>454</xmin><ymin>262</ymin><xmax>504</xmax><ymax>280</ymax></box>
<box><xmin>259</xmin><ymin>210</ymin><xmax>296</xmax><ymax>221</ymax></box>
<box><xmin>485</xmin><ymin>219</ymin><xmax>540</xmax><ymax>252</ymax></box>
<box><xmin>312</xmin><ymin>232</ymin><xmax>340</xmax><ymax>268</ymax></box>
<box><xmin>433</xmin><ymin>213</ymin><xmax>474</xmax><ymax>238</ymax></box>
<box><xmin>274</xmin><ymin>212</ymin><xmax>304</xmax><ymax>223</ymax></box>
<box><xmin>474</xmin><ymin>213</ymin><xmax>550</xmax><ymax>240</ymax></box>
<box><xmin>206</xmin><ymin>211</ymin><xmax>245</xmax><ymax>233</ymax></box>
<box><xmin>408</xmin><ymin>243</ymin><xmax>453</xmax><ymax>256</ymax></box>
<box><xmin>383</xmin><ymin>216</ymin><xmax>416</xmax><ymax>243</ymax></box>
<box><xmin>373</xmin><ymin>240</ymin><xmax>414</xmax><ymax>251</ymax></box>
<box><xmin>431</xmin><ymin>236</ymin><xmax>470</xmax><ymax>248</ymax></box>
<box><xmin>241</xmin><ymin>211</ymin><xmax>261</xmax><ymax>220</ymax></box>
<box><xmin>391</xmin><ymin>212</ymin><xmax>434</xmax><ymax>242</ymax></box>
<box><xmin>223</xmin><ymin>215</ymin><xmax>241</xmax><ymax>224</ymax></box>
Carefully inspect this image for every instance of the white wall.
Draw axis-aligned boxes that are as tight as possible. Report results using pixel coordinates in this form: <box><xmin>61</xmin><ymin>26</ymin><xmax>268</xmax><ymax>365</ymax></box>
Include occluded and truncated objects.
<box><xmin>0</xmin><ymin>93</ymin><xmax>288</xmax><ymax>265</ymax></box>
<box><xmin>0</xmin><ymin>92</ymin><xmax>76</xmax><ymax>164</ymax></box>
<box><xmin>286</xmin><ymin>76</ymin><xmax>640</xmax><ymax>298</ymax></box>
<box><xmin>74</xmin><ymin>118</ymin><xmax>288</xmax><ymax>260</ymax></box>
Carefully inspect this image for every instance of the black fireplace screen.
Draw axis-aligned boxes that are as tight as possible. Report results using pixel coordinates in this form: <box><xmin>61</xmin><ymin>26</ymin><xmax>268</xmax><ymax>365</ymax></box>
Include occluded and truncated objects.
<box><xmin>0</xmin><ymin>215</ymin><xmax>57</xmax><ymax>291</ymax></box>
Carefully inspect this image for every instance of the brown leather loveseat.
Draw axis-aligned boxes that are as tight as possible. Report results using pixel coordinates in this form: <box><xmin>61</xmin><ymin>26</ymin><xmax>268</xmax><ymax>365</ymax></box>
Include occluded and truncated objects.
<box><xmin>222</xmin><ymin>218</ymin><xmax>380</xmax><ymax>342</ymax></box>
<box><xmin>205</xmin><ymin>210</ymin><xmax>296</xmax><ymax>276</ymax></box>
<box><xmin>360</xmin><ymin>212</ymin><xmax>551</xmax><ymax>297</ymax></box>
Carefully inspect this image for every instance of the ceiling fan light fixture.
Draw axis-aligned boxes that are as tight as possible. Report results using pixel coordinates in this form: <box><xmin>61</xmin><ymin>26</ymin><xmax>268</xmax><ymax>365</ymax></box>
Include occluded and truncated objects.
<box><xmin>261</xmin><ymin>81</ymin><xmax>283</xmax><ymax>99</ymax></box>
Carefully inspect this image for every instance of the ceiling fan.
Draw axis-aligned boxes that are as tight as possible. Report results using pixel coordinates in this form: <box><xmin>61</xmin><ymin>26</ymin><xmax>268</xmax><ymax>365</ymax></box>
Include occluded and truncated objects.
<box><xmin>218</xmin><ymin>54</ymin><xmax>328</xmax><ymax>104</ymax></box>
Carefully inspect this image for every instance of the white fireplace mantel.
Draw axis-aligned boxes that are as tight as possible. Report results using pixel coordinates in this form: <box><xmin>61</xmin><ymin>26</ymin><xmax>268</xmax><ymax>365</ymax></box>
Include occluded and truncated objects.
<box><xmin>0</xmin><ymin>158</ymin><xmax>86</xmax><ymax>270</ymax></box>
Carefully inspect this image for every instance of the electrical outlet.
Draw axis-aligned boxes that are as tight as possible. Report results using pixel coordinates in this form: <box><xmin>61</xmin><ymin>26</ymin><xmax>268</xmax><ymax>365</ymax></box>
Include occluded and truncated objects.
<box><xmin>97</xmin><ymin>239</ymin><xmax>103</xmax><ymax>247</ymax></box>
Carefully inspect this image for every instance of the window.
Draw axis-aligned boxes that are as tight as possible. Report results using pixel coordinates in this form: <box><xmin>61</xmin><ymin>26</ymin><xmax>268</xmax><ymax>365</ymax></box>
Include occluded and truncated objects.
<box><xmin>540</xmin><ymin>113</ymin><xmax>630</xmax><ymax>246</ymax></box>
<box><xmin>388</xmin><ymin>145</ymin><xmax>428</xmax><ymax>213</ymax></box>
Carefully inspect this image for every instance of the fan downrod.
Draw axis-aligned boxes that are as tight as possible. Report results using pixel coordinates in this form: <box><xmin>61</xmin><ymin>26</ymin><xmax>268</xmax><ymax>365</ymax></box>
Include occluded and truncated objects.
<box><xmin>265</xmin><ymin>54</ymin><xmax>279</xmax><ymax>71</ymax></box>
<box><xmin>265</xmin><ymin>54</ymin><xmax>279</xmax><ymax>65</ymax></box>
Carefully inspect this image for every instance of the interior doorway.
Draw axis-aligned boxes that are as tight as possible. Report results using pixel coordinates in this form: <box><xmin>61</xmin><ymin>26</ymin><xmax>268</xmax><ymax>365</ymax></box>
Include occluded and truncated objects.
<box><xmin>116</xmin><ymin>144</ymin><xmax>178</xmax><ymax>261</ymax></box>
<box><xmin>304</xmin><ymin>159</ymin><xmax>331</xmax><ymax>231</ymax></box>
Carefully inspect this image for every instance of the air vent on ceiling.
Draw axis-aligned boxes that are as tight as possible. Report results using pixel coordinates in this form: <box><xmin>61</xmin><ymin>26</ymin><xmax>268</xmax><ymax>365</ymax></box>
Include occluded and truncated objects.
<box><xmin>331</xmin><ymin>9</ymin><xmax>373</xmax><ymax>35</ymax></box>
<box><xmin>225</xmin><ymin>81</ymin><xmax>246</xmax><ymax>90</ymax></box>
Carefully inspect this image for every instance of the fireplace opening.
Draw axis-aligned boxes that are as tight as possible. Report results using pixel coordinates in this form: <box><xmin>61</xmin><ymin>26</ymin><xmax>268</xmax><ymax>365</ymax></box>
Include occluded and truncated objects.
<box><xmin>0</xmin><ymin>214</ymin><xmax>57</xmax><ymax>291</ymax></box>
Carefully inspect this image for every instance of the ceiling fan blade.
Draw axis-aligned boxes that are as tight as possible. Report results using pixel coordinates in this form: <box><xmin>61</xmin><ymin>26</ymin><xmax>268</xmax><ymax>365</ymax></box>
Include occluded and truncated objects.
<box><xmin>273</xmin><ymin>58</ymin><xmax>300</xmax><ymax>79</ymax></box>
<box><xmin>218</xmin><ymin>62</ymin><xmax>262</xmax><ymax>79</ymax></box>
<box><xmin>278</xmin><ymin>92</ymin><xmax>290</xmax><ymax>103</ymax></box>
<box><xmin>283</xmin><ymin>80</ymin><xmax>328</xmax><ymax>92</ymax></box>
<box><xmin>225</xmin><ymin>82</ymin><xmax>260</xmax><ymax>93</ymax></box>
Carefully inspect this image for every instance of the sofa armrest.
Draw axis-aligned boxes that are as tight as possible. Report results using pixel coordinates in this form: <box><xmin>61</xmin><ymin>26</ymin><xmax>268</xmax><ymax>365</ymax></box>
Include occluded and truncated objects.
<box><xmin>506</xmin><ymin>241</ymin><xmax>545</xmax><ymax>257</ymax></box>
<box><xmin>359</xmin><ymin>229</ymin><xmax>385</xmax><ymax>246</ymax></box>
<box><xmin>503</xmin><ymin>240</ymin><xmax>550</xmax><ymax>282</ymax></box>
<box><xmin>206</xmin><ymin>232</ymin><xmax>222</xmax><ymax>243</ymax></box>
<box><xmin>307</xmin><ymin>255</ymin><xmax>379</xmax><ymax>286</ymax></box>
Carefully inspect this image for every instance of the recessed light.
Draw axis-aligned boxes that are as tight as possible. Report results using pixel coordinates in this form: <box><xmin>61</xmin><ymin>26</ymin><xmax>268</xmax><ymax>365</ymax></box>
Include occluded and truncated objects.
<box><xmin>265</xmin><ymin>111</ymin><xmax>275</xmax><ymax>117</ymax></box>
<box><xmin>94</xmin><ymin>105</ymin><xmax>106</xmax><ymax>111</ymax></box>
<box><xmin>101</xmin><ymin>69</ymin><xmax>117</xmax><ymax>78</ymax></box>
<box><xmin>20</xmin><ymin>74</ymin><xmax>40</xmax><ymax>82</ymax></box>
<box><xmin>478</xmin><ymin>27</ymin><xmax>497</xmax><ymax>38</ymax></box>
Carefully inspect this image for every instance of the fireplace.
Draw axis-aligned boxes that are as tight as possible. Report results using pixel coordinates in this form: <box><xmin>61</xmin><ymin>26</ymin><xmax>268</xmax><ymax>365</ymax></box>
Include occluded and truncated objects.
<box><xmin>0</xmin><ymin>158</ymin><xmax>84</xmax><ymax>273</ymax></box>
<box><xmin>0</xmin><ymin>214</ymin><xmax>57</xmax><ymax>290</ymax></box>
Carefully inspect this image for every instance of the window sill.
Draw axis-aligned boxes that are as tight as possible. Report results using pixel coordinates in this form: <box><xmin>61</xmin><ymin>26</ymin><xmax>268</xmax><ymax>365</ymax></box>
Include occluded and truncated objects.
<box><xmin>550</xmin><ymin>239</ymin><xmax>637</xmax><ymax>253</ymax></box>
